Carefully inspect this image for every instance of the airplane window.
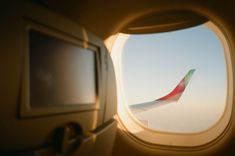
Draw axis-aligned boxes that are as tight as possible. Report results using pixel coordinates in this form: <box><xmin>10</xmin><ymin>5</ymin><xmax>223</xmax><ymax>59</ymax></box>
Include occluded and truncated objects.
<box><xmin>113</xmin><ymin>23</ymin><xmax>229</xmax><ymax>134</ymax></box>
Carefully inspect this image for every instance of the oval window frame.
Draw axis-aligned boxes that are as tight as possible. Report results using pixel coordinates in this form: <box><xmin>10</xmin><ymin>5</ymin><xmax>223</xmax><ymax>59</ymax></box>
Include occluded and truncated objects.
<box><xmin>111</xmin><ymin>21</ymin><xmax>233</xmax><ymax>147</ymax></box>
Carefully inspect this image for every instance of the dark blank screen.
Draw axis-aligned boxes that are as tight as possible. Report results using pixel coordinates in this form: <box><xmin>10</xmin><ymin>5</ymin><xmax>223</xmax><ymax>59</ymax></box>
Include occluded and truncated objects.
<box><xmin>29</xmin><ymin>30</ymin><xmax>96</xmax><ymax>107</ymax></box>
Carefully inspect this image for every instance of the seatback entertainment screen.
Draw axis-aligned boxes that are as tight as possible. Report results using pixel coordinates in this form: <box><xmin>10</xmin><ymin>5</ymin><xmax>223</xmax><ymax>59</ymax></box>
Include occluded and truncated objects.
<box><xmin>29</xmin><ymin>30</ymin><xmax>96</xmax><ymax>107</ymax></box>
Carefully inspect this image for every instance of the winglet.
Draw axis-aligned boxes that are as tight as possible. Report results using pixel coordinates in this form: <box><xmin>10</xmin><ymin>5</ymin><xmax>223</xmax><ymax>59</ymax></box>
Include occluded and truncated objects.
<box><xmin>129</xmin><ymin>69</ymin><xmax>195</xmax><ymax>113</ymax></box>
<box><xmin>156</xmin><ymin>69</ymin><xmax>195</xmax><ymax>101</ymax></box>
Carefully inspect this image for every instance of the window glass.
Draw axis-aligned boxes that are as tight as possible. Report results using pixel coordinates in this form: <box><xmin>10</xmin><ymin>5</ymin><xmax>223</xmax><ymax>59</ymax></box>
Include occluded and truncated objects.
<box><xmin>121</xmin><ymin>25</ymin><xmax>227</xmax><ymax>133</ymax></box>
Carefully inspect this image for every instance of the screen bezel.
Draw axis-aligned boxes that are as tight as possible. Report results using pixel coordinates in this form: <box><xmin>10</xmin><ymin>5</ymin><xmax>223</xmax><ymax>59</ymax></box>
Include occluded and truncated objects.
<box><xmin>20</xmin><ymin>20</ymin><xmax>100</xmax><ymax>118</ymax></box>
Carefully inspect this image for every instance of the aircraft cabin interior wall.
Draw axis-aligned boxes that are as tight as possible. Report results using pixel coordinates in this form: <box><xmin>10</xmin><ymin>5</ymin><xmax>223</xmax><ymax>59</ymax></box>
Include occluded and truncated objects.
<box><xmin>1</xmin><ymin>0</ymin><xmax>235</xmax><ymax>156</ymax></box>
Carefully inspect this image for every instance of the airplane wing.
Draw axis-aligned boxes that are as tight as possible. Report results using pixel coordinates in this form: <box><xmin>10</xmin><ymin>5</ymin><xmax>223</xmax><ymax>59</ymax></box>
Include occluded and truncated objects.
<box><xmin>129</xmin><ymin>69</ymin><xmax>195</xmax><ymax>113</ymax></box>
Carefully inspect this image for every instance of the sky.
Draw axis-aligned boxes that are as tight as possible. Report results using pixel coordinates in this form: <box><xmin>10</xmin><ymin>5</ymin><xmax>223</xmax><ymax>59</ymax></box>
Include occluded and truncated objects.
<box><xmin>121</xmin><ymin>24</ymin><xmax>227</xmax><ymax>133</ymax></box>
